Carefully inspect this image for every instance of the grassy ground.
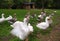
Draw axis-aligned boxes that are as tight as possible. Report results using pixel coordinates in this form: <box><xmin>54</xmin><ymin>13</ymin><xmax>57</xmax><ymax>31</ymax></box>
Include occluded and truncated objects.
<box><xmin>0</xmin><ymin>9</ymin><xmax>60</xmax><ymax>41</ymax></box>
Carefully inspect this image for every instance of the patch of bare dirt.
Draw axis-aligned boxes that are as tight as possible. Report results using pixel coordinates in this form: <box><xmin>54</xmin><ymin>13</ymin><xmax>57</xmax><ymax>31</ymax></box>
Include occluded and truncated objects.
<box><xmin>0</xmin><ymin>34</ymin><xmax>14</xmax><ymax>41</ymax></box>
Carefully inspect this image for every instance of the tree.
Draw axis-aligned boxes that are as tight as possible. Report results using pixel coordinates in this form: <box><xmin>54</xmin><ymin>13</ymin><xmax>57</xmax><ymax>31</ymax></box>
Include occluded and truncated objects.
<box><xmin>13</xmin><ymin>0</ymin><xmax>24</xmax><ymax>9</ymax></box>
<box><xmin>0</xmin><ymin>0</ymin><xmax>14</xmax><ymax>9</ymax></box>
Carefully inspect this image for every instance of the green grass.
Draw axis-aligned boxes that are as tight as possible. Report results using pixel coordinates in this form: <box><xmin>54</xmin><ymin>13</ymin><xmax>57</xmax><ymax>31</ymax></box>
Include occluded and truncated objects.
<box><xmin>0</xmin><ymin>9</ymin><xmax>60</xmax><ymax>41</ymax></box>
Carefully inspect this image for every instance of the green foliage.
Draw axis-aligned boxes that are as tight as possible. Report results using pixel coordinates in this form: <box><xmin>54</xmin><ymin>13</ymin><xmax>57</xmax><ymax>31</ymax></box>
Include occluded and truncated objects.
<box><xmin>25</xmin><ymin>0</ymin><xmax>31</xmax><ymax>2</ymax></box>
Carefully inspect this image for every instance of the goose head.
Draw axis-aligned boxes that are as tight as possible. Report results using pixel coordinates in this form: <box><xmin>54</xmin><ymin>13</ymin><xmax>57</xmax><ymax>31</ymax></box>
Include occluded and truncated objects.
<box><xmin>45</xmin><ymin>16</ymin><xmax>51</xmax><ymax>24</ymax></box>
<box><xmin>8</xmin><ymin>15</ymin><xmax>13</xmax><ymax>19</ymax></box>
<box><xmin>14</xmin><ymin>13</ymin><xmax>16</xmax><ymax>17</ymax></box>
<box><xmin>6</xmin><ymin>15</ymin><xmax>13</xmax><ymax>20</ymax></box>
<box><xmin>41</xmin><ymin>11</ymin><xmax>46</xmax><ymax>17</ymax></box>
<box><xmin>2</xmin><ymin>13</ymin><xmax>4</xmax><ymax>16</ymax></box>
<box><xmin>9</xmin><ymin>15</ymin><xmax>12</xmax><ymax>18</ymax></box>
<box><xmin>41</xmin><ymin>11</ymin><xmax>44</xmax><ymax>14</ymax></box>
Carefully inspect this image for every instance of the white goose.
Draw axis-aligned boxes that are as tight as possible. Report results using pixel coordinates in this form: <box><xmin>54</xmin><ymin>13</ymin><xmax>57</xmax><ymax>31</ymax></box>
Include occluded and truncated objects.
<box><xmin>10</xmin><ymin>21</ymin><xmax>26</xmax><ymax>40</ymax></box>
<box><xmin>36</xmin><ymin>16</ymin><xmax>51</xmax><ymax>29</ymax></box>
<box><xmin>0</xmin><ymin>13</ymin><xmax>5</xmax><ymax>22</ymax></box>
<box><xmin>38</xmin><ymin>14</ymin><xmax>44</xmax><ymax>19</ymax></box>
<box><xmin>37</xmin><ymin>12</ymin><xmax>46</xmax><ymax>22</ymax></box>
<box><xmin>10</xmin><ymin>17</ymin><xmax>33</xmax><ymax>40</ymax></box>
<box><xmin>41</xmin><ymin>11</ymin><xmax>46</xmax><ymax>17</ymax></box>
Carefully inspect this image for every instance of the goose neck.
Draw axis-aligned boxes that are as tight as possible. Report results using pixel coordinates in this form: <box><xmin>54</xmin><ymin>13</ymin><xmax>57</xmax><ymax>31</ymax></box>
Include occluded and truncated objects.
<box><xmin>2</xmin><ymin>15</ymin><xmax>4</xmax><ymax>18</ymax></box>
<box><xmin>45</xmin><ymin>20</ymin><xmax>49</xmax><ymax>24</ymax></box>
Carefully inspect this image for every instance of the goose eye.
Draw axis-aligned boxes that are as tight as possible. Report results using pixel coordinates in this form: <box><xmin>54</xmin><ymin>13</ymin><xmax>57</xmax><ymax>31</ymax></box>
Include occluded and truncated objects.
<box><xmin>47</xmin><ymin>19</ymin><xmax>50</xmax><ymax>20</ymax></box>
